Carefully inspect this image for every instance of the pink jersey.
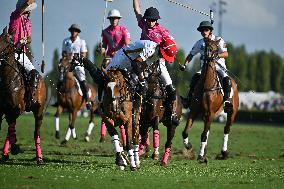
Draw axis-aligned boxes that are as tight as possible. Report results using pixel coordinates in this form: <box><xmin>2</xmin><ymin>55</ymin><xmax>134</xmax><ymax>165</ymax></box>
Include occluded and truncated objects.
<box><xmin>102</xmin><ymin>25</ymin><xmax>131</xmax><ymax>57</ymax></box>
<box><xmin>8</xmin><ymin>10</ymin><xmax>32</xmax><ymax>45</ymax></box>
<box><xmin>138</xmin><ymin>19</ymin><xmax>172</xmax><ymax>44</ymax></box>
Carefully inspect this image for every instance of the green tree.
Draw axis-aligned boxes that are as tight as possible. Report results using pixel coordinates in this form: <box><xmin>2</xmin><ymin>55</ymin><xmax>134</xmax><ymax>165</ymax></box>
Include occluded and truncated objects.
<box><xmin>269</xmin><ymin>51</ymin><xmax>283</xmax><ymax>92</ymax></box>
<box><xmin>256</xmin><ymin>52</ymin><xmax>270</xmax><ymax>92</ymax></box>
<box><xmin>247</xmin><ymin>53</ymin><xmax>257</xmax><ymax>91</ymax></box>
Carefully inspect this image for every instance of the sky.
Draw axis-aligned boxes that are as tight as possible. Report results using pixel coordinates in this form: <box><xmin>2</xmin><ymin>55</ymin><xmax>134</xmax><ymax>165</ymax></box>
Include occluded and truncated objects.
<box><xmin>1</xmin><ymin>0</ymin><xmax>283</xmax><ymax>74</ymax></box>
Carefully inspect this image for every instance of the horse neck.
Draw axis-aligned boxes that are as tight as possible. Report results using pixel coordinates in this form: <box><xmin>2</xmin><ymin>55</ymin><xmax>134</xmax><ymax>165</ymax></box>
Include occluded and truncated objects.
<box><xmin>1</xmin><ymin>51</ymin><xmax>19</xmax><ymax>81</ymax></box>
<box><xmin>202</xmin><ymin>61</ymin><xmax>217</xmax><ymax>90</ymax></box>
<box><xmin>64</xmin><ymin>72</ymin><xmax>76</xmax><ymax>88</ymax></box>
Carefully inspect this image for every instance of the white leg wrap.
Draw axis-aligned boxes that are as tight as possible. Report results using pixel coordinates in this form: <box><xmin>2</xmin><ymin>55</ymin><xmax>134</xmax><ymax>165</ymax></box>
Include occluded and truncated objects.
<box><xmin>183</xmin><ymin>137</ymin><xmax>188</xmax><ymax>145</ymax></box>
<box><xmin>133</xmin><ymin>145</ymin><xmax>140</xmax><ymax>167</ymax></box>
<box><xmin>154</xmin><ymin>147</ymin><xmax>159</xmax><ymax>154</ymax></box>
<box><xmin>128</xmin><ymin>149</ymin><xmax>136</xmax><ymax>168</ymax></box>
<box><xmin>112</xmin><ymin>135</ymin><xmax>121</xmax><ymax>153</ymax></box>
<box><xmin>222</xmin><ymin>134</ymin><xmax>229</xmax><ymax>152</ymax></box>
<box><xmin>199</xmin><ymin>131</ymin><xmax>210</xmax><ymax>156</ymax></box>
<box><xmin>86</xmin><ymin>122</ymin><xmax>94</xmax><ymax>135</ymax></box>
<box><xmin>55</xmin><ymin>117</ymin><xmax>59</xmax><ymax>131</ymax></box>
<box><xmin>71</xmin><ymin>128</ymin><xmax>76</xmax><ymax>139</ymax></box>
<box><xmin>65</xmin><ymin>128</ymin><xmax>72</xmax><ymax>141</ymax></box>
<box><xmin>199</xmin><ymin>142</ymin><xmax>207</xmax><ymax>156</ymax></box>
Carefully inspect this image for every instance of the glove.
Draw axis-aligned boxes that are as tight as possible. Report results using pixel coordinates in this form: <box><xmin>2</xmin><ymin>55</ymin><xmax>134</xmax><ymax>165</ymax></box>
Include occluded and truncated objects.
<box><xmin>180</xmin><ymin>65</ymin><xmax>186</xmax><ymax>71</ymax></box>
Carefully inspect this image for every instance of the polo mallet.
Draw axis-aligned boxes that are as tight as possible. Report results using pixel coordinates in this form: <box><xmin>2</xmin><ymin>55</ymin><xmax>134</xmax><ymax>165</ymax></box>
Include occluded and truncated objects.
<box><xmin>100</xmin><ymin>0</ymin><xmax>113</xmax><ymax>49</ymax></box>
<box><xmin>41</xmin><ymin>0</ymin><xmax>45</xmax><ymax>73</ymax></box>
<box><xmin>166</xmin><ymin>0</ymin><xmax>214</xmax><ymax>23</ymax></box>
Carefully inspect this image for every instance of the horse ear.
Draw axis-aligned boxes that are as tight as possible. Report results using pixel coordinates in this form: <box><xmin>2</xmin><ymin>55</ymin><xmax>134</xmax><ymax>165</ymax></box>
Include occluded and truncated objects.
<box><xmin>2</xmin><ymin>26</ymin><xmax>7</xmax><ymax>35</ymax></box>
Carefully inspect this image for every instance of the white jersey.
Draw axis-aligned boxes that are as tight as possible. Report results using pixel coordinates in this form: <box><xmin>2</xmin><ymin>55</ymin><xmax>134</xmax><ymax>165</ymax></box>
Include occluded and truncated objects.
<box><xmin>106</xmin><ymin>40</ymin><xmax>159</xmax><ymax>71</ymax></box>
<box><xmin>62</xmin><ymin>36</ymin><xmax>87</xmax><ymax>59</ymax></box>
<box><xmin>190</xmin><ymin>34</ymin><xmax>227</xmax><ymax>67</ymax></box>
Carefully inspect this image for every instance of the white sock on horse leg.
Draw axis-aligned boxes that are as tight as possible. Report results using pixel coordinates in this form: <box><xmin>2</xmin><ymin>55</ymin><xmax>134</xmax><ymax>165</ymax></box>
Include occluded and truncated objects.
<box><xmin>183</xmin><ymin>137</ymin><xmax>188</xmax><ymax>145</ymax></box>
<box><xmin>222</xmin><ymin>134</ymin><xmax>229</xmax><ymax>152</ymax></box>
<box><xmin>55</xmin><ymin>117</ymin><xmax>59</xmax><ymax>131</ymax></box>
<box><xmin>154</xmin><ymin>147</ymin><xmax>159</xmax><ymax>154</ymax></box>
<box><xmin>86</xmin><ymin>122</ymin><xmax>94</xmax><ymax>135</ymax></box>
<box><xmin>199</xmin><ymin>131</ymin><xmax>210</xmax><ymax>156</ymax></box>
<box><xmin>71</xmin><ymin>128</ymin><xmax>76</xmax><ymax>138</ymax></box>
<box><xmin>199</xmin><ymin>142</ymin><xmax>207</xmax><ymax>156</ymax></box>
<box><xmin>134</xmin><ymin>145</ymin><xmax>140</xmax><ymax>166</ymax></box>
<box><xmin>65</xmin><ymin>128</ymin><xmax>72</xmax><ymax>141</ymax></box>
<box><xmin>128</xmin><ymin>149</ymin><xmax>136</xmax><ymax>168</ymax></box>
<box><xmin>112</xmin><ymin>135</ymin><xmax>121</xmax><ymax>153</ymax></box>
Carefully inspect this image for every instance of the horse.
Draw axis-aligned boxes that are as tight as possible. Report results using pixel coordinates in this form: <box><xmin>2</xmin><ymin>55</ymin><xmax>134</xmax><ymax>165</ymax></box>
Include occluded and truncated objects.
<box><xmin>101</xmin><ymin>69</ymin><xmax>140</xmax><ymax>171</ymax></box>
<box><xmin>54</xmin><ymin>57</ymin><xmax>97</xmax><ymax>144</ymax></box>
<box><xmin>182</xmin><ymin>38</ymin><xmax>239</xmax><ymax>163</ymax></box>
<box><xmin>0</xmin><ymin>27</ymin><xmax>46</xmax><ymax>164</ymax></box>
<box><xmin>139</xmin><ymin>62</ymin><xmax>183</xmax><ymax>166</ymax></box>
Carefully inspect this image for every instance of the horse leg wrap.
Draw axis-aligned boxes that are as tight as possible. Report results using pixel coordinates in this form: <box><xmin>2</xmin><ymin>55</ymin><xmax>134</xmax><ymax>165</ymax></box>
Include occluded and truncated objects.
<box><xmin>153</xmin><ymin>130</ymin><xmax>160</xmax><ymax>149</ymax></box>
<box><xmin>100</xmin><ymin>122</ymin><xmax>107</xmax><ymax>137</ymax></box>
<box><xmin>133</xmin><ymin>145</ymin><xmax>140</xmax><ymax>167</ymax></box>
<box><xmin>2</xmin><ymin>137</ymin><xmax>10</xmax><ymax>156</ymax></box>
<box><xmin>128</xmin><ymin>149</ymin><xmax>136</xmax><ymax>168</ymax></box>
<box><xmin>34</xmin><ymin>135</ymin><xmax>42</xmax><ymax>159</ymax></box>
<box><xmin>112</xmin><ymin>135</ymin><xmax>121</xmax><ymax>153</ymax></box>
<box><xmin>119</xmin><ymin>125</ymin><xmax>126</xmax><ymax>147</ymax></box>
<box><xmin>161</xmin><ymin>147</ymin><xmax>171</xmax><ymax>165</ymax></box>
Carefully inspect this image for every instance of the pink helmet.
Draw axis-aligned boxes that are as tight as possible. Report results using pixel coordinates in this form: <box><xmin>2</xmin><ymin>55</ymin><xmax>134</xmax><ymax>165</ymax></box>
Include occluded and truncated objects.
<box><xmin>159</xmin><ymin>38</ymin><xmax>177</xmax><ymax>63</ymax></box>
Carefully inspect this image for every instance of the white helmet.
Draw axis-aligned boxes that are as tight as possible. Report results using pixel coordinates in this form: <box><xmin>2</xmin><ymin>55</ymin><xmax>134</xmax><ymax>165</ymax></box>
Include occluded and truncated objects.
<box><xmin>16</xmin><ymin>0</ymin><xmax>37</xmax><ymax>14</ymax></box>
<box><xmin>107</xmin><ymin>9</ymin><xmax>122</xmax><ymax>19</ymax></box>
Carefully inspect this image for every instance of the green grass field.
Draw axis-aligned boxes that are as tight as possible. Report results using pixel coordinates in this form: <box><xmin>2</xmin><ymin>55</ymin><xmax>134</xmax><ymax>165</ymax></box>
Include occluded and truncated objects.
<box><xmin>0</xmin><ymin>108</ymin><xmax>283</xmax><ymax>189</ymax></box>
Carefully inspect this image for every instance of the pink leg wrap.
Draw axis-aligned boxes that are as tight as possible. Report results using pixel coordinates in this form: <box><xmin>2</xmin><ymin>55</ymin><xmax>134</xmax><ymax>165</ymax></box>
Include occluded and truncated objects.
<box><xmin>119</xmin><ymin>125</ymin><xmax>126</xmax><ymax>146</ymax></box>
<box><xmin>100</xmin><ymin>122</ymin><xmax>107</xmax><ymax>137</ymax></box>
<box><xmin>34</xmin><ymin>135</ymin><xmax>42</xmax><ymax>159</ymax></box>
<box><xmin>2</xmin><ymin>137</ymin><xmax>10</xmax><ymax>156</ymax></box>
<box><xmin>161</xmin><ymin>147</ymin><xmax>171</xmax><ymax>165</ymax></box>
<box><xmin>8</xmin><ymin>123</ymin><xmax>16</xmax><ymax>144</ymax></box>
<box><xmin>146</xmin><ymin>133</ymin><xmax>150</xmax><ymax>146</ymax></box>
<box><xmin>139</xmin><ymin>143</ymin><xmax>145</xmax><ymax>156</ymax></box>
<box><xmin>153</xmin><ymin>130</ymin><xmax>160</xmax><ymax>148</ymax></box>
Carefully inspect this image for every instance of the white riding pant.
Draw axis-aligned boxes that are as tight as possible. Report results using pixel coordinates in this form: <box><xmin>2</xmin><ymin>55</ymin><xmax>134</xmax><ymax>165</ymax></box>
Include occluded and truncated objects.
<box><xmin>159</xmin><ymin>59</ymin><xmax>172</xmax><ymax>86</ymax></box>
<box><xmin>15</xmin><ymin>52</ymin><xmax>35</xmax><ymax>73</ymax></box>
<box><xmin>74</xmin><ymin>65</ymin><xmax>86</xmax><ymax>81</ymax></box>
<box><xmin>199</xmin><ymin>60</ymin><xmax>228</xmax><ymax>78</ymax></box>
<box><xmin>106</xmin><ymin>52</ymin><xmax>172</xmax><ymax>86</ymax></box>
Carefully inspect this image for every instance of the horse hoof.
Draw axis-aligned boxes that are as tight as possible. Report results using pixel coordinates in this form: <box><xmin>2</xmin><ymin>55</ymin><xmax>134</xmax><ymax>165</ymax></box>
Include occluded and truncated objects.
<box><xmin>11</xmin><ymin>144</ymin><xmax>21</xmax><ymax>155</ymax></box>
<box><xmin>151</xmin><ymin>153</ymin><xmax>159</xmax><ymax>160</ymax></box>
<box><xmin>115</xmin><ymin>153</ymin><xmax>127</xmax><ymax>166</ymax></box>
<box><xmin>55</xmin><ymin>131</ymin><xmax>60</xmax><ymax>139</ymax></box>
<box><xmin>60</xmin><ymin>140</ymin><xmax>67</xmax><ymax>146</ymax></box>
<box><xmin>197</xmin><ymin>155</ymin><xmax>208</xmax><ymax>164</ymax></box>
<box><xmin>184</xmin><ymin>143</ymin><xmax>193</xmax><ymax>150</ymax></box>
<box><xmin>221</xmin><ymin>151</ymin><xmax>229</xmax><ymax>160</ymax></box>
<box><xmin>160</xmin><ymin>161</ymin><xmax>168</xmax><ymax>167</ymax></box>
<box><xmin>130</xmin><ymin>166</ymin><xmax>138</xmax><ymax>171</ymax></box>
<box><xmin>99</xmin><ymin>137</ymin><xmax>106</xmax><ymax>143</ymax></box>
<box><xmin>85</xmin><ymin>136</ymin><xmax>90</xmax><ymax>142</ymax></box>
<box><xmin>1</xmin><ymin>154</ymin><xmax>9</xmax><ymax>162</ymax></box>
<box><xmin>37</xmin><ymin>158</ymin><xmax>44</xmax><ymax>165</ymax></box>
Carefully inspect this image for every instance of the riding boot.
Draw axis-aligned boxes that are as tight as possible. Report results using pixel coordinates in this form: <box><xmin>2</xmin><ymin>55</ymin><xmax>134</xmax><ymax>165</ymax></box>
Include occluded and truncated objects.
<box><xmin>79</xmin><ymin>80</ymin><xmax>89</xmax><ymax>102</ymax></box>
<box><xmin>29</xmin><ymin>69</ymin><xmax>40</xmax><ymax>89</ymax></box>
<box><xmin>222</xmin><ymin>76</ymin><xmax>233</xmax><ymax>113</ymax></box>
<box><xmin>165</xmin><ymin>84</ymin><xmax>178</xmax><ymax>125</ymax></box>
<box><xmin>182</xmin><ymin>73</ymin><xmax>200</xmax><ymax>108</ymax></box>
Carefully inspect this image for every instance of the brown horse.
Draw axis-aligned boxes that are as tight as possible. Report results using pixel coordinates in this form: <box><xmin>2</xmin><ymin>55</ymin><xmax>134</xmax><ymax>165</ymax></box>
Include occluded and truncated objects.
<box><xmin>54</xmin><ymin>57</ymin><xmax>97</xmax><ymax>144</ymax></box>
<box><xmin>0</xmin><ymin>28</ymin><xmax>46</xmax><ymax>164</ymax></box>
<box><xmin>101</xmin><ymin>69</ymin><xmax>140</xmax><ymax>171</ymax></box>
<box><xmin>139</xmin><ymin>63</ymin><xmax>182</xmax><ymax>166</ymax></box>
<box><xmin>182</xmin><ymin>38</ymin><xmax>239</xmax><ymax>162</ymax></box>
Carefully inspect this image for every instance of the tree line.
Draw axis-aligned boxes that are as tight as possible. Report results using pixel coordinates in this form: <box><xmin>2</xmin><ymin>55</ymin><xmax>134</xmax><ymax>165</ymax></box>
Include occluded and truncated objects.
<box><xmin>44</xmin><ymin>42</ymin><xmax>284</xmax><ymax>100</ymax></box>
